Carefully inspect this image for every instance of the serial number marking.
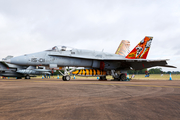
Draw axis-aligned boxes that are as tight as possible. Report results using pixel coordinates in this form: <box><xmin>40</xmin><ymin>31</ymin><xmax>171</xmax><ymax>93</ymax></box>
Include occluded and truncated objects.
<box><xmin>31</xmin><ymin>58</ymin><xmax>45</xmax><ymax>62</ymax></box>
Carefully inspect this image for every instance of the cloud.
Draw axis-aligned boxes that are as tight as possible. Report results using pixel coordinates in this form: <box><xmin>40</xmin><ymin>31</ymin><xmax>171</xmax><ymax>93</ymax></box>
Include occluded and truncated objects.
<box><xmin>0</xmin><ymin>0</ymin><xmax>179</xmax><ymax>71</ymax></box>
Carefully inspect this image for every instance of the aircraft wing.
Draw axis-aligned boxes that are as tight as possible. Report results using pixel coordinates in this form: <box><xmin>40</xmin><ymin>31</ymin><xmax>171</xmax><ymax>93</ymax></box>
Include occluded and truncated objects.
<box><xmin>119</xmin><ymin>59</ymin><xmax>176</xmax><ymax>70</ymax></box>
<box><xmin>33</xmin><ymin>69</ymin><xmax>51</xmax><ymax>72</ymax></box>
<box><xmin>0</xmin><ymin>61</ymin><xmax>9</xmax><ymax>68</ymax></box>
<box><xmin>0</xmin><ymin>61</ymin><xmax>9</xmax><ymax>71</ymax></box>
<box><xmin>100</xmin><ymin>59</ymin><xmax>176</xmax><ymax>70</ymax></box>
<box><xmin>48</xmin><ymin>54</ymin><xmax>176</xmax><ymax>69</ymax></box>
<box><xmin>0</xmin><ymin>61</ymin><xmax>17</xmax><ymax>71</ymax></box>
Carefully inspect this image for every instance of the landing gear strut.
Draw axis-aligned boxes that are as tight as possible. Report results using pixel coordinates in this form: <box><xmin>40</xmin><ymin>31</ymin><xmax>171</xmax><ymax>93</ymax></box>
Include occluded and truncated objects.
<box><xmin>59</xmin><ymin>67</ymin><xmax>77</xmax><ymax>81</ymax></box>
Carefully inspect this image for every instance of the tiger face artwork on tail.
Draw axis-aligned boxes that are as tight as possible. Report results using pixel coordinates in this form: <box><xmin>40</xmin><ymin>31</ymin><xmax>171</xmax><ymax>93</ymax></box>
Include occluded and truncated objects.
<box><xmin>125</xmin><ymin>36</ymin><xmax>153</xmax><ymax>59</ymax></box>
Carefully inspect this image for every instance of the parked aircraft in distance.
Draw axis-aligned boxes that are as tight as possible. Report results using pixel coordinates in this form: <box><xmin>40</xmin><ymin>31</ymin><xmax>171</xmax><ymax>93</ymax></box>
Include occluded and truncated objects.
<box><xmin>0</xmin><ymin>56</ymin><xmax>51</xmax><ymax>79</ymax></box>
<box><xmin>5</xmin><ymin>36</ymin><xmax>176</xmax><ymax>81</ymax></box>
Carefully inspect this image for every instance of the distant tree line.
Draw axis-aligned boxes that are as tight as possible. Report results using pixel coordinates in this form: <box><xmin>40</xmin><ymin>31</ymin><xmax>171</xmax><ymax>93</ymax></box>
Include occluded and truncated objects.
<box><xmin>127</xmin><ymin>68</ymin><xmax>180</xmax><ymax>74</ymax></box>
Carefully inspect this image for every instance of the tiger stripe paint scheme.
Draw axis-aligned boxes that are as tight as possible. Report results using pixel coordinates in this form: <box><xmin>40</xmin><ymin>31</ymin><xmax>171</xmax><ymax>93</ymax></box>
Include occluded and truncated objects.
<box><xmin>72</xmin><ymin>69</ymin><xmax>106</xmax><ymax>76</ymax></box>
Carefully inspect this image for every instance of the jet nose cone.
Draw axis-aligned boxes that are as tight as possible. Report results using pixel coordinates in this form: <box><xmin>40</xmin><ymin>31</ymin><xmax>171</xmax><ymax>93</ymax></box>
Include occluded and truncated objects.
<box><xmin>9</xmin><ymin>55</ymin><xmax>28</xmax><ymax>65</ymax></box>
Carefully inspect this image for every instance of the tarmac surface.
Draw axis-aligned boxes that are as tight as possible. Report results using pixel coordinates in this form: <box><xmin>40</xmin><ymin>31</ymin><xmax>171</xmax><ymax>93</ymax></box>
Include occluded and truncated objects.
<box><xmin>0</xmin><ymin>78</ymin><xmax>180</xmax><ymax>120</ymax></box>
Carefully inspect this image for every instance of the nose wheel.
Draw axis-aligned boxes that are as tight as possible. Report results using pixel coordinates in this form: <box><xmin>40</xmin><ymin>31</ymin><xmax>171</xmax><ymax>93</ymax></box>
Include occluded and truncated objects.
<box><xmin>58</xmin><ymin>67</ymin><xmax>77</xmax><ymax>81</ymax></box>
<box><xmin>25</xmin><ymin>75</ymin><xmax>30</xmax><ymax>79</ymax></box>
<box><xmin>62</xmin><ymin>75</ymin><xmax>71</xmax><ymax>81</ymax></box>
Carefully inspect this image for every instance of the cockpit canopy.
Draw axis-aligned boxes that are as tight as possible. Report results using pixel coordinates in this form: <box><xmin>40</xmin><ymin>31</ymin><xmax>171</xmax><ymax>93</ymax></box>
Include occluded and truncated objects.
<box><xmin>46</xmin><ymin>45</ymin><xmax>73</xmax><ymax>52</ymax></box>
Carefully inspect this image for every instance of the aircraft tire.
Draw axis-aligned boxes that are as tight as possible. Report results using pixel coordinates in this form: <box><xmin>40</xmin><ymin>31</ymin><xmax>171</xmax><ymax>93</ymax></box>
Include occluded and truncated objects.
<box><xmin>25</xmin><ymin>75</ymin><xmax>30</xmax><ymax>79</ymax></box>
<box><xmin>100</xmin><ymin>76</ymin><xmax>107</xmax><ymax>80</ymax></box>
<box><xmin>65</xmin><ymin>75</ymin><xmax>71</xmax><ymax>81</ymax></box>
<box><xmin>119</xmin><ymin>74</ymin><xmax>126</xmax><ymax>81</ymax></box>
<box><xmin>62</xmin><ymin>76</ymin><xmax>66</xmax><ymax>81</ymax></box>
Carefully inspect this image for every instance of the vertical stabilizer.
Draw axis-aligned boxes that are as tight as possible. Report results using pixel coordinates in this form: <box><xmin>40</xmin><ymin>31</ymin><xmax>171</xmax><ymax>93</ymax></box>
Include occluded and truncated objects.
<box><xmin>115</xmin><ymin>40</ymin><xmax>130</xmax><ymax>56</ymax></box>
<box><xmin>125</xmin><ymin>36</ymin><xmax>153</xmax><ymax>59</ymax></box>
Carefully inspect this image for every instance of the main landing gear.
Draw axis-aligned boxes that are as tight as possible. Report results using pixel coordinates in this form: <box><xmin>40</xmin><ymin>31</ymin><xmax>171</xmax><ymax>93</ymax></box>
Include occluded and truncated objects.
<box><xmin>111</xmin><ymin>70</ymin><xmax>127</xmax><ymax>81</ymax></box>
<box><xmin>99</xmin><ymin>76</ymin><xmax>107</xmax><ymax>80</ymax></box>
<box><xmin>119</xmin><ymin>74</ymin><xmax>126</xmax><ymax>81</ymax></box>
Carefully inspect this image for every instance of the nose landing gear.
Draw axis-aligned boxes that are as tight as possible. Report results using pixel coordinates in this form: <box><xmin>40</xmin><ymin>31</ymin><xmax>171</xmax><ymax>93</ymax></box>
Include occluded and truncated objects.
<box><xmin>62</xmin><ymin>75</ymin><xmax>71</xmax><ymax>81</ymax></box>
<box><xmin>59</xmin><ymin>67</ymin><xmax>77</xmax><ymax>81</ymax></box>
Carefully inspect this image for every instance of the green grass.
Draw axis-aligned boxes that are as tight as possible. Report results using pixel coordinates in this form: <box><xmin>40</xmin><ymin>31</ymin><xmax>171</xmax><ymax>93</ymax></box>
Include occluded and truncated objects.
<box><xmin>4</xmin><ymin>74</ymin><xmax>180</xmax><ymax>80</ymax></box>
<box><xmin>36</xmin><ymin>74</ymin><xmax>180</xmax><ymax>80</ymax></box>
<box><xmin>128</xmin><ymin>74</ymin><xmax>180</xmax><ymax>80</ymax></box>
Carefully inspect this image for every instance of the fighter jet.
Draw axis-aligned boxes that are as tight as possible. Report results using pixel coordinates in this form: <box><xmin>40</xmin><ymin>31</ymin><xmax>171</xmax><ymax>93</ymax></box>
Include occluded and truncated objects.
<box><xmin>5</xmin><ymin>36</ymin><xmax>176</xmax><ymax>81</ymax></box>
<box><xmin>0</xmin><ymin>56</ymin><xmax>51</xmax><ymax>79</ymax></box>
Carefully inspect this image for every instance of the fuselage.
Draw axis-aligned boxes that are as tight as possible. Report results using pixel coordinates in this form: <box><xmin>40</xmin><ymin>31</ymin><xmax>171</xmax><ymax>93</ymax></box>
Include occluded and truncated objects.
<box><xmin>8</xmin><ymin>46</ymin><xmax>126</xmax><ymax>70</ymax></box>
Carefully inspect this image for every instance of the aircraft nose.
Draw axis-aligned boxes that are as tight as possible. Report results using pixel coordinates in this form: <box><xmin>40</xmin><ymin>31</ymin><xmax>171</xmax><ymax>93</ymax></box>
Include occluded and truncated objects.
<box><xmin>9</xmin><ymin>56</ymin><xmax>28</xmax><ymax>65</ymax></box>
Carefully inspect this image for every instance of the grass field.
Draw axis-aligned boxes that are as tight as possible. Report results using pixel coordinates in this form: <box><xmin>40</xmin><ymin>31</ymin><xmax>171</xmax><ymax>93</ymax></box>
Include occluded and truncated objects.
<box><xmin>34</xmin><ymin>74</ymin><xmax>180</xmax><ymax>80</ymax></box>
<box><xmin>129</xmin><ymin>74</ymin><xmax>180</xmax><ymax>80</ymax></box>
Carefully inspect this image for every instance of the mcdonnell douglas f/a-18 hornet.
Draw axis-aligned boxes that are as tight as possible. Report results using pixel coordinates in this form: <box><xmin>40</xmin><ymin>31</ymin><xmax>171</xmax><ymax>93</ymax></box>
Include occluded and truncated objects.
<box><xmin>5</xmin><ymin>36</ymin><xmax>176</xmax><ymax>81</ymax></box>
<box><xmin>0</xmin><ymin>56</ymin><xmax>51</xmax><ymax>79</ymax></box>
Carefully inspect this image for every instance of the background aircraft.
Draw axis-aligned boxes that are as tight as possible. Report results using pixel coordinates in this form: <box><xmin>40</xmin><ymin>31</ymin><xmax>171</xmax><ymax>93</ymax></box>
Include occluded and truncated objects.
<box><xmin>5</xmin><ymin>36</ymin><xmax>176</xmax><ymax>81</ymax></box>
<box><xmin>0</xmin><ymin>56</ymin><xmax>51</xmax><ymax>79</ymax></box>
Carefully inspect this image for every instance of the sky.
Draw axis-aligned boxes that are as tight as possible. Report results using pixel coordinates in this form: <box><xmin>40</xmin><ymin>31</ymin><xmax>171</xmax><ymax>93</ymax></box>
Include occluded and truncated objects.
<box><xmin>0</xmin><ymin>0</ymin><xmax>180</xmax><ymax>71</ymax></box>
